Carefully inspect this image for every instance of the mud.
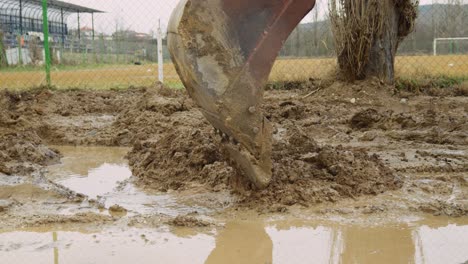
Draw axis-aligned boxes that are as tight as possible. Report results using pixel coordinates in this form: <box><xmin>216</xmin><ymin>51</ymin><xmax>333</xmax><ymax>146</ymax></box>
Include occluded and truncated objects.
<box><xmin>0</xmin><ymin>132</ymin><xmax>61</xmax><ymax>175</ymax></box>
<box><xmin>125</xmin><ymin>81</ymin><xmax>466</xmax><ymax>214</ymax></box>
<box><xmin>0</xmin><ymin>80</ymin><xmax>467</xmax><ymax>232</ymax></box>
<box><xmin>128</xmin><ymin>125</ymin><xmax>401</xmax><ymax>210</ymax></box>
<box><xmin>169</xmin><ymin>215</ymin><xmax>211</xmax><ymax>227</ymax></box>
<box><xmin>0</xmin><ymin>81</ymin><xmax>466</xmax><ymax>264</ymax></box>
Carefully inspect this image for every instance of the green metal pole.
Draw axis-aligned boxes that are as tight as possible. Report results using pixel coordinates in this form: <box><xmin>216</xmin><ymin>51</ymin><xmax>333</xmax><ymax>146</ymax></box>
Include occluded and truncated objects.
<box><xmin>17</xmin><ymin>35</ymin><xmax>23</xmax><ymax>65</ymax></box>
<box><xmin>42</xmin><ymin>0</ymin><xmax>51</xmax><ymax>86</ymax></box>
<box><xmin>18</xmin><ymin>0</ymin><xmax>23</xmax><ymax>65</ymax></box>
<box><xmin>92</xmin><ymin>13</ymin><xmax>95</xmax><ymax>40</ymax></box>
<box><xmin>0</xmin><ymin>31</ymin><xmax>6</xmax><ymax>67</ymax></box>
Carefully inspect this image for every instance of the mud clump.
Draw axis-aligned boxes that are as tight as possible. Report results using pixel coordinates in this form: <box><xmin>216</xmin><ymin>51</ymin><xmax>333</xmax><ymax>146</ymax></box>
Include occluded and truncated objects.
<box><xmin>0</xmin><ymin>91</ymin><xmax>62</xmax><ymax>175</ymax></box>
<box><xmin>418</xmin><ymin>200</ymin><xmax>467</xmax><ymax>217</ymax></box>
<box><xmin>0</xmin><ymin>200</ymin><xmax>14</xmax><ymax>213</ymax></box>
<box><xmin>277</xmin><ymin>101</ymin><xmax>307</xmax><ymax>119</ymax></box>
<box><xmin>0</xmin><ymin>132</ymin><xmax>61</xmax><ymax>175</ymax></box>
<box><xmin>168</xmin><ymin>215</ymin><xmax>210</xmax><ymax>227</ymax></box>
<box><xmin>350</xmin><ymin>109</ymin><xmax>383</xmax><ymax>129</ymax></box>
<box><xmin>128</xmin><ymin>128</ymin><xmax>229</xmax><ymax>191</ymax></box>
<box><xmin>109</xmin><ymin>204</ymin><xmax>128</xmax><ymax>217</ymax></box>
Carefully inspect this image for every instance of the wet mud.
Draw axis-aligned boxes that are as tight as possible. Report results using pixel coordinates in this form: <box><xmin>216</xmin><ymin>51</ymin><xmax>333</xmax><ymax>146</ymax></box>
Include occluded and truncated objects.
<box><xmin>0</xmin><ymin>80</ymin><xmax>467</xmax><ymax>236</ymax></box>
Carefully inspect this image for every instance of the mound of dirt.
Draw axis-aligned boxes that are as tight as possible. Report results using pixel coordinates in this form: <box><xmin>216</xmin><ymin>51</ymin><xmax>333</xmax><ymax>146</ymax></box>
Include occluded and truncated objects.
<box><xmin>0</xmin><ymin>132</ymin><xmax>61</xmax><ymax>175</ymax></box>
<box><xmin>128</xmin><ymin>127</ymin><xmax>234</xmax><ymax>191</ymax></box>
<box><xmin>0</xmin><ymin>91</ymin><xmax>61</xmax><ymax>175</ymax></box>
<box><xmin>128</xmin><ymin>111</ymin><xmax>402</xmax><ymax>209</ymax></box>
<box><xmin>238</xmin><ymin>127</ymin><xmax>402</xmax><ymax>210</ymax></box>
<box><xmin>112</xmin><ymin>85</ymin><xmax>197</xmax><ymax>145</ymax></box>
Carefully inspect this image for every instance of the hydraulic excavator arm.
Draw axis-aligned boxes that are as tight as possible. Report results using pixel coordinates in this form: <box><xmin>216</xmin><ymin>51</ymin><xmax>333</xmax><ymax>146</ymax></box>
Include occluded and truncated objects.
<box><xmin>168</xmin><ymin>0</ymin><xmax>316</xmax><ymax>189</ymax></box>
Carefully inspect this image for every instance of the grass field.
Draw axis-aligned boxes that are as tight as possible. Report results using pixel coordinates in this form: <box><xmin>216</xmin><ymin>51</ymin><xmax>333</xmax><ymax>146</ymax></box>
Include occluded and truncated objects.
<box><xmin>1</xmin><ymin>55</ymin><xmax>467</xmax><ymax>90</ymax></box>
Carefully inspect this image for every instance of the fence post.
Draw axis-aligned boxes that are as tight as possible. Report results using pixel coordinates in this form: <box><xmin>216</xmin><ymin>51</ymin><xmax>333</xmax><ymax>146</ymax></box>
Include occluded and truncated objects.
<box><xmin>17</xmin><ymin>36</ymin><xmax>23</xmax><ymax>65</ymax></box>
<box><xmin>157</xmin><ymin>20</ymin><xmax>164</xmax><ymax>83</ymax></box>
<box><xmin>0</xmin><ymin>31</ymin><xmax>6</xmax><ymax>67</ymax></box>
<box><xmin>42</xmin><ymin>0</ymin><xmax>51</xmax><ymax>86</ymax></box>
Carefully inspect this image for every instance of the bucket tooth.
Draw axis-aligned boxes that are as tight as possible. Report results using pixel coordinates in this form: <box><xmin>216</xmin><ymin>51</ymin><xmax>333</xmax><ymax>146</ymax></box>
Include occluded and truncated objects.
<box><xmin>168</xmin><ymin>0</ymin><xmax>316</xmax><ymax>189</ymax></box>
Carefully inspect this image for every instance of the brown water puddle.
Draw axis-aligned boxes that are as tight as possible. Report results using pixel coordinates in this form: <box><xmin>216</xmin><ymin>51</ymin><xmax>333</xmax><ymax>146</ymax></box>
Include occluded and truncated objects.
<box><xmin>46</xmin><ymin>146</ymin><xmax>224</xmax><ymax>216</ymax></box>
<box><xmin>47</xmin><ymin>146</ymin><xmax>132</xmax><ymax>199</ymax></box>
<box><xmin>10</xmin><ymin>145</ymin><xmax>461</xmax><ymax>264</ymax></box>
<box><xmin>0</xmin><ymin>216</ymin><xmax>467</xmax><ymax>264</ymax></box>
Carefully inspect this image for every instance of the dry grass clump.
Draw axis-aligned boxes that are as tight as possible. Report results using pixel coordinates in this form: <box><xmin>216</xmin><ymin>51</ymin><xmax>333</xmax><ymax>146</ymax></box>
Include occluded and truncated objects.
<box><xmin>329</xmin><ymin>0</ymin><xmax>386</xmax><ymax>80</ymax></box>
<box><xmin>329</xmin><ymin>0</ymin><xmax>419</xmax><ymax>80</ymax></box>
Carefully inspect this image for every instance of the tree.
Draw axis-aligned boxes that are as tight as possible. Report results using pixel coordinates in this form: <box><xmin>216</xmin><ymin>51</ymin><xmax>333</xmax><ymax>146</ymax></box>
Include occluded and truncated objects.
<box><xmin>439</xmin><ymin>0</ymin><xmax>465</xmax><ymax>38</ymax></box>
<box><xmin>329</xmin><ymin>0</ymin><xmax>419</xmax><ymax>84</ymax></box>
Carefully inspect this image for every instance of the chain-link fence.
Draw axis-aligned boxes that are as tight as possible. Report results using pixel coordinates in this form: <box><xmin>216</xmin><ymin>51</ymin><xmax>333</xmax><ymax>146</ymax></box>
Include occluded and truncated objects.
<box><xmin>0</xmin><ymin>0</ymin><xmax>467</xmax><ymax>89</ymax></box>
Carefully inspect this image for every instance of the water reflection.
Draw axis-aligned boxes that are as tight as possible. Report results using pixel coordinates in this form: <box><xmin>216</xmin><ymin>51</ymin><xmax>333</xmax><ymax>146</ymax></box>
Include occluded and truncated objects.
<box><xmin>266</xmin><ymin>225</ymin><xmax>342</xmax><ymax>264</ymax></box>
<box><xmin>0</xmin><ymin>228</ymin><xmax>216</xmax><ymax>264</ymax></box>
<box><xmin>414</xmin><ymin>224</ymin><xmax>468</xmax><ymax>264</ymax></box>
<box><xmin>46</xmin><ymin>146</ymin><xmax>215</xmax><ymax>216</ymax></box>
<box><xmin>53</xmin><ymin>232</ymin><xmax>58</xmax><ymax>264</ymax></box>
<box><xmin>48</xmin><ymin>146</ymin><xmax>130</xmax><ymax>177</ymax></box>
<box><xmin>47</xmin><ymin>146</ymin><xmax>132</xmax><ymax>199</ymax></box>
<box><xmin>0</xmin><ymin>217</ymin><xmax>466</xmax><ymax>264</ymax></box>
<box><xmin>205</xmin><ymin>221</ymin><xmax>272</xmax><ymax>264</ymax></box>
<box><xmin>339</xmin><ymin>225</ymin><xmax>415</xmax><ymax>264</ymax></box>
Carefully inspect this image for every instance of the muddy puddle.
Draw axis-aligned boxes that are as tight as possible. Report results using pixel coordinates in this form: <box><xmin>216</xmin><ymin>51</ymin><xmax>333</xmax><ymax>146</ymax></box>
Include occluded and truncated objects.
<box><xmin>47</xmin><ymin>146</ymin><xmax>132</xmax><ymax>199</ymax></box>
<box><xmin>45</xmin><ymin>146</ymin><xmax>225</xmax><ymax>216</ymax></box>
<box><xmin>0</xmin><ymin>146</ymin><xmax>458</xmax><ymax>264</ymax></box>
<box><xmin>0</xmin><ymin>216</ymin><xmax>467</xmax><ymax>264</ymax></box>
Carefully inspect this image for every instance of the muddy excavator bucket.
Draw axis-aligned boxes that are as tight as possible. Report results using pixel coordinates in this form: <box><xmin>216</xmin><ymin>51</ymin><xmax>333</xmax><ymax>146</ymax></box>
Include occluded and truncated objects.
<box><xmin>168</xmin><ymin>0</ymin><xmax>316</xmax><ymax>189</ymax></box>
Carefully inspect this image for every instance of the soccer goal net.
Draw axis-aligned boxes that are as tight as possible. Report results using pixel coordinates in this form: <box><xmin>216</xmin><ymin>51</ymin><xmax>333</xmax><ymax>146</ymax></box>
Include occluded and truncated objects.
<box><xmin>433</xmin><ymin>37</ymin><xmax>468</xmax><ymax>56</ymax></box>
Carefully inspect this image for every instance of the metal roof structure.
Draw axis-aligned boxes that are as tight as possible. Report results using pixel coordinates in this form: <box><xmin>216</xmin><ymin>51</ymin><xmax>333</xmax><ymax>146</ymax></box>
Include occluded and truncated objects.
<box><xmin>0</xmin><ymin>0</ymin><xmax>103</xmax><ymax>18</ymax></box>
<box><xmin>0</xmin><ymin>0</ymin><xmax>103</xmax><ymax>38</ymax></box>
<box><xmin>26</xmin><ymin>0</ymin><xmax>102</xmax><ymax>13</ymax></box>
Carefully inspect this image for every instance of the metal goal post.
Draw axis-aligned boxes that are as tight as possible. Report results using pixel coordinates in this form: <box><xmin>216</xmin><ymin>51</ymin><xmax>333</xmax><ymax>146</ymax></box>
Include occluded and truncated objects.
<box><xmin>433</xmin><ymin>37</ymin><xmax>468</xmax><ymax>56</ymax></box>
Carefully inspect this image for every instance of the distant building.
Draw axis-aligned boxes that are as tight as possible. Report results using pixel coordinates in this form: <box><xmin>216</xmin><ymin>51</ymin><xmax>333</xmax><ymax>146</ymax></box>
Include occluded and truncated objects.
<box><xmin>80</xmin><ymin>26</ymin><xmax>94</xmax><ymax>39</ymax></box>
<box><xmin>112</xmin><ymin>30</ymin><xmax>153</xmax><ymax>41</ymax></box>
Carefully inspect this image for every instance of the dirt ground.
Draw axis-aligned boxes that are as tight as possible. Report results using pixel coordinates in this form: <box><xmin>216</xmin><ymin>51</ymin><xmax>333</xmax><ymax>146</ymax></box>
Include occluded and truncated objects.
<box><xmin>0</xmin><ymin>79</ymin><xmax>467</xmax><ymax>230</ymax></box>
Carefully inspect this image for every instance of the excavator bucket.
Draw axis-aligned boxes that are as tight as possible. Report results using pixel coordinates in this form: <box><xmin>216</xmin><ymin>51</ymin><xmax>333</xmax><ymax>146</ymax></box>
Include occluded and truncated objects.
<box><xmin>168</xmin><ymin>0</ymin><xmax>316</xmax><ymax>189</ymax></box>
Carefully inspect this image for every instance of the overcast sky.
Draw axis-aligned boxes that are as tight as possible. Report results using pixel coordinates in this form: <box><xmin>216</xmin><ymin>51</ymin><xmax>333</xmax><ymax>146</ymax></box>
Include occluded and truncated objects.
<box><xmin>62</xmin><ymin>0</ymin><xmax>458</xmax><ymax>35</ymax></box>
